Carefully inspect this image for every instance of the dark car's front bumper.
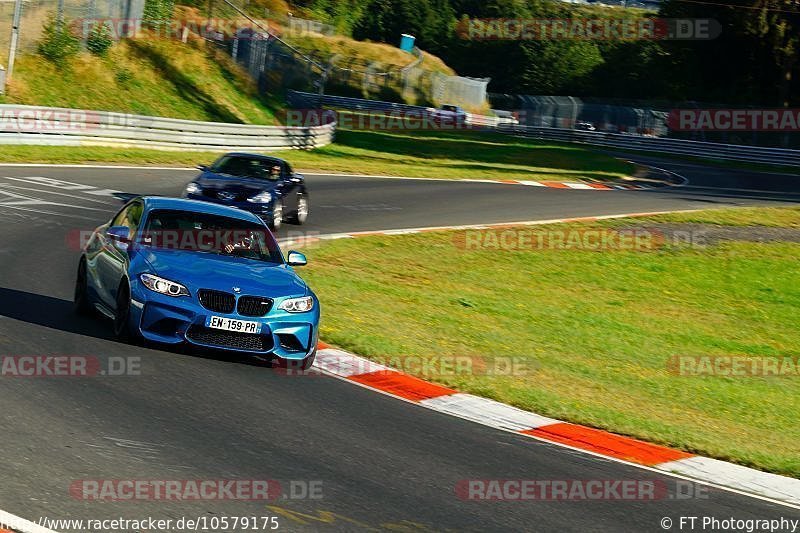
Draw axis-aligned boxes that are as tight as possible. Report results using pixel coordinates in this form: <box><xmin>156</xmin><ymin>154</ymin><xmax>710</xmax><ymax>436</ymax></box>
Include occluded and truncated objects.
<box><xmin>184</xmin><ymin>192</ymin><xmax>275</xmax><ymax>222</ymax></box>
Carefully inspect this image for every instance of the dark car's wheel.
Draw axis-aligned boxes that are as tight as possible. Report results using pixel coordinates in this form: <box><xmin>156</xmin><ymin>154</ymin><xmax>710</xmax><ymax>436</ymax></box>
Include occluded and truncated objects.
<box><xmin>270</xmin><ymin>201</ymin><xmax>283</xmax><ymax>230</ymax></box>
<box><xmin>113</xmin><ymin>281</ymin><xmax>137</xmax><ymax>342</ymax></box>
<box><xmin>73</xmin><ymin>258</ymin><xmax>92</xmax><ymax>315</ymax></box>
<box><xmin>288</xmin><ymin>194</ymin><xmax>308</xmax><ymax>225</ymax></box>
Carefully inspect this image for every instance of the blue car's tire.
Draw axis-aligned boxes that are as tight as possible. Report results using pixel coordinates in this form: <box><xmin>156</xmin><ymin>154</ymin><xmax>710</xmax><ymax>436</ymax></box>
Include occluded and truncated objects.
<box><xmin>113</xmin><ymin>281</ymin><xmax>139</xmax><ymax>343</ymax></box>
<box><xmin>73</xmin><ymin>258</ymin><xmax>93</xmax><ymax>316</ymax></box>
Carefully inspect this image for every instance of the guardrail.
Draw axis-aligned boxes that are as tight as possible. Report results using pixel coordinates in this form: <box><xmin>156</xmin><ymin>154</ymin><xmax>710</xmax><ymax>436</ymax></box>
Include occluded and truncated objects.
<box><xmin>499</xmin><ymin>125</ymin><xmax>800</xmax><ymax>166</ymax></box>
<box><xmin>287</xmin><ymin>91</ymin><xmax>514</xmax><ymax>127</ymax></box>
<box><xmin>288</xmin><ymin>90</ymin><xmax>800</xmax><ymax>167</ymax></box>
<box><xmin>0</xmin><ymin>105</ymin><xmax>336</xmax><ymax>151</ymax></box>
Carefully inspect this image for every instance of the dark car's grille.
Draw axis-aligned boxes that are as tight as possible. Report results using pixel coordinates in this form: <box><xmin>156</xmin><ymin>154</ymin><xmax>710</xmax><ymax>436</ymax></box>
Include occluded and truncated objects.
<box><xmin>198</xmin><ymin>289</ymin><xmax>235</xmax><ymax>314</ymax></box>
<box><xmin>203</xmin><ymin>189</ymin><xmax>248</xmax><ymax>202</ymax></box>
<box><xmin>186</xmin><ymin>326</ymin><xmax>273</xmax><ymax>352</ymax></box>
<box><xmin>237</xmin><ymin>296</ymin><xmax>273</xmax><ymax>317</ymax></box>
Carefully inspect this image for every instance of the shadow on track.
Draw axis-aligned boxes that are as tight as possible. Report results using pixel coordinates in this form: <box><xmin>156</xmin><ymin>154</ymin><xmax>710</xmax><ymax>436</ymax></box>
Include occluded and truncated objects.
<box><xmin>0</xmin><ymin>287</ymin><xmax>114</xmax><ymax>340</ymax></box>
<box><xmin>0</xmin><ymin>287</ymin><xmax>305</xmax><ymax>373</ymax></box>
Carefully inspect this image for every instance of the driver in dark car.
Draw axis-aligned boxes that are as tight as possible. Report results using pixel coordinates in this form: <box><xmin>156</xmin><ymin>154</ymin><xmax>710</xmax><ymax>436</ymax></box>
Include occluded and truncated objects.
<box><xmin>269</xmin><ymin>164</ymin><xmax>282</xmax><ymax>179</ymax></box>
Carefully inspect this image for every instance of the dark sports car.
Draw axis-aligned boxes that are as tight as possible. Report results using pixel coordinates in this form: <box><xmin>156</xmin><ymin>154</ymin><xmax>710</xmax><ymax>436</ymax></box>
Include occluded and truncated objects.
<box><xmin>183</xmin><ymin>153</ymin><xmax>309</xmax><ymax>230</ymax></box>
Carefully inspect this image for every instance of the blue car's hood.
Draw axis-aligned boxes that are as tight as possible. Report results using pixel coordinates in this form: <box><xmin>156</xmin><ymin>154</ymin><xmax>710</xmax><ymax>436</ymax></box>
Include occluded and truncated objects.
<box><xmin>197</xmin><ymin>172</ymin><xmax>281</xmax><ymax>195</ymax></box>
<box><xmin>141</xmin><ymin>248</ymin><xmax>307</xmax><ymax>297</ymax></box>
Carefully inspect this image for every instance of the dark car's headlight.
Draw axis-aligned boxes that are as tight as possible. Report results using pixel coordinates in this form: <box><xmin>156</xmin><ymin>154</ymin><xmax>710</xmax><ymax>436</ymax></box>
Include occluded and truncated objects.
<box><xmin>185</xmin><ymin>182</ymin><xmax>201</xmax><ymax>195</ymax></box>
<box><xmin>278</xmin><ymin>296</ymin><xmax>314</xmax><ymax>313</ymax></box>
<box><xmin>140</xmin><ymin>274</ymin><xmax>189</xmax><ymax>297</ymax></box>
<box><xmin>247</xmin><ymin>191</ymin><xmax>273</xmax><ymax>204</ymax></box>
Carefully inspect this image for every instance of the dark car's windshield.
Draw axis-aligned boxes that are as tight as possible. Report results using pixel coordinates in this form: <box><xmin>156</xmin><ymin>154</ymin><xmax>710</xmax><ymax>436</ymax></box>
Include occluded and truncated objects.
<box><xmin>140</xmin><ymin>209</ymin><xmax>283</xmax><ymax>264</ymax></box>
<box><xmin>209</xmin><ymin>156</ymin><xmax>283</xmax><ymax>180</ymax></box>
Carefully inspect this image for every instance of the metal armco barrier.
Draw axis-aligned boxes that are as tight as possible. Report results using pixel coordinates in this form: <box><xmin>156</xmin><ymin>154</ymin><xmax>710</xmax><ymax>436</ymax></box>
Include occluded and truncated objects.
<box><xmin>0</xmin><ymin>105</ymin><xmax>336</xmax><ymax>151</ymax></box>
<box><xmin>289</xmin><ymin>90</ymin><xmax>800</xmax><ymax>167</ymax></box>
<box><xmin>499</xmin><ymin>125</ymin><xmax>800</xmax><ymax>167</ymax></box>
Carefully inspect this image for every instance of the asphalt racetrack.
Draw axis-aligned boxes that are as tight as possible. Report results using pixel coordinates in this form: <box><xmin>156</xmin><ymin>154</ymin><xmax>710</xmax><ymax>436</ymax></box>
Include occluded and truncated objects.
<box><xmin>0</xmin><ymin>157</ymin><xmax>798</xmax><ymax>532</ymax></box>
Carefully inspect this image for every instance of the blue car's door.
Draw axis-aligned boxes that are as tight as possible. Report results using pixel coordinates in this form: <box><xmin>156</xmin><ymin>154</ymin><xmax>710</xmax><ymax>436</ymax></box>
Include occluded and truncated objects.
<box><xmin>95</xmin><ymin>200</ymin><xmax>143</xmax><ymax>309</ymax></box>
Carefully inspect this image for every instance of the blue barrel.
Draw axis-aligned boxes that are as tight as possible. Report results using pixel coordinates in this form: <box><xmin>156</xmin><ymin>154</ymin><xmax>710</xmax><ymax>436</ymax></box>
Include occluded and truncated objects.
<box><xmin>400</xmin><ymin>34</ymin><xmax>416</xmax><ymax>53</ymax></box>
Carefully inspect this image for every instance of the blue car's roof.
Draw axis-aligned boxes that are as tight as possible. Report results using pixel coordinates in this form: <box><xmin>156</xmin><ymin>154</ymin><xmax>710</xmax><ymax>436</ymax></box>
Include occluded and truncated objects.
<box><xmin>141</xmin><ymin>197</ymin><xmax>262</xmax><ymax>223</ymax></box>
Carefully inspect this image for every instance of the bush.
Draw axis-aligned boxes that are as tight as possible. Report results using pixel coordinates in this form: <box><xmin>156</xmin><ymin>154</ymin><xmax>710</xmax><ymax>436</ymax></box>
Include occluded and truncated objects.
<box><xmin>38</xmin><ymin>14</ymin><xmax>80</xmax><ymax>66</ymax></box>
<box><xmin>86</xmin><ymin>23</ymin><xmax>113</xmax><ymax>56</ymax></box>
<box><xmin>142</xmin><ymin>0</ymin><xmax>175</xmax><ymax>30</ymax></box>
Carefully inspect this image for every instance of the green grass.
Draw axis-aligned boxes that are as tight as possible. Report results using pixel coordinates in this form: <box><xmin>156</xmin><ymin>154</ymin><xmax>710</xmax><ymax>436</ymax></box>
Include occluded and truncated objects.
<box><xmin>298</xmin><ymin>206</ymin><xmax>800</xmax><ymax>477</ymax></box>
<box><xmin>646</xmin><ymin>206</ymin><xmax>800</xmax><ymax>227</ymax></box>
<box><xmin>4</xmin><ymin>39</ymin><xmax>279</xmax><ymax>124</ymax></box>
<box><xmin>0</xmin><ymin>129</ymin><xmax>635</xmax><ymax>183</ymax></box>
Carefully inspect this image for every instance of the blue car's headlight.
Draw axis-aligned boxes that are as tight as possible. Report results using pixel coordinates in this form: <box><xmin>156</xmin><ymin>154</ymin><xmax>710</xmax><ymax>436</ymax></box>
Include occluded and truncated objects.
<box><xmin>140</xmin><ymin>273</ymin><xmax>189</xmax><ymax>297</ymax></box>
<box><xmin>247</xmin><ymin>191</ymin><xmax>273</xmax><ymax>204</ymax></box>
<box><xmin>278</xmin><ymin>296</ymin><xmax>314</xmax><ymax>313</ymax></box>
<box><xmin>185</xmin><ymin>182</ymin><xmax>201</xmax><ymax>195</ymax></box>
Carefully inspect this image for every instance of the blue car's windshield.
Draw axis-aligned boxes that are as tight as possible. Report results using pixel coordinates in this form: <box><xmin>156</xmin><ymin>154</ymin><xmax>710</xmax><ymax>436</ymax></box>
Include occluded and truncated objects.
<box><xmin>140</xmin><ymin>209</ymin><xmax>283</xmax><ymax>264</ymax></box>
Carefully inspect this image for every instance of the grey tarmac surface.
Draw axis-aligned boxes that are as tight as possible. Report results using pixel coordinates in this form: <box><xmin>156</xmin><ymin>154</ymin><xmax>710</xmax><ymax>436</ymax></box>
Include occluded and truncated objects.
<box><xmin>0</xmin><ymin>159</ymin><xmax>798</xmax><ymax>532</ymax></box>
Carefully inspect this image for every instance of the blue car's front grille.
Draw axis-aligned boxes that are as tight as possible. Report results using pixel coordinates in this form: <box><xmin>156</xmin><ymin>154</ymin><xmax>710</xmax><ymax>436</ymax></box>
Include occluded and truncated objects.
<box><xmin>186</xmin><ymin>325</ymin><xmax>273</xmax><ymax>352</ymax></box>
<box><xmin>237</xmin><ymin>296</ymin><xmax>273</xmax><ymax>317</ymax></box>
<box><xmin>198</xmin><ymin>289</ymin><xmax>235</xmax><ymax>314</ymax></box>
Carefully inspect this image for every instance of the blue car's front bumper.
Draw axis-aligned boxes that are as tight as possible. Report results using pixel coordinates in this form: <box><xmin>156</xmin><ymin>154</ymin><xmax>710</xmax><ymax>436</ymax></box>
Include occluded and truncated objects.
<box><xmin>129</xmin><ymin>279</ymin><xmax>319</xmax><ymax>361</ymax></box>
<box><xmin>184</xmin><ymin>192</ymin><xmax>274</xmax><ymax>222</ymax></box>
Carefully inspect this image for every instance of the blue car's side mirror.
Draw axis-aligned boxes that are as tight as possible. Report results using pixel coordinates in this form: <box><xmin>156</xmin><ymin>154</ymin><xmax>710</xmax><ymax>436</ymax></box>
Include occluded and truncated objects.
<box><xmin>106</xmin><ymin>226</ymin><xmax>131</xmax><ymax>243</ymax></box>
<box><xmin>196</xmin><ymin>164</ymin><xmax>209</xmax><ymax>172</ymax></box>
<box><xmin>287</xmin><ymin>251</ymin><xmax>307</xmax><ymax>267</ymax></box>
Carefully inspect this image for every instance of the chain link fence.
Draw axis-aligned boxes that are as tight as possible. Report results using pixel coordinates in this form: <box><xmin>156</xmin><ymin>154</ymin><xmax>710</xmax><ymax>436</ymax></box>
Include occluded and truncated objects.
<box><xmin>491</xmin><ymin>94</ymin><xmax>800</xmax><ymax>147</ymax></box>
<box><xmin>0</xmin><ymin>0</ymin><xmax>140</xmax><ymax>61</ymax></box>
<box><xmin>205</xmin><ymin>0</ymin><xmax>490</xmax><ymax>110</ymax></box>
<box><xmin>490</xmin><ymin>94</ymin><xmax>669</xmax><ymax>136</ymax></box>
<box><xmin>432</xmin><ymin>75</ymin><xmax>489</xmax><ymax>109</ymax></box>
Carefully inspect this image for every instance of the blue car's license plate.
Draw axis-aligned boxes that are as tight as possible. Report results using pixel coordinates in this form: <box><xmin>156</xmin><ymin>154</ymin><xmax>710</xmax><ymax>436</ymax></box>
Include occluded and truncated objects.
<box><xmin>206</xmin><ymin>315</ymin><xmax>262</xmax><ymax>334</ymax></box>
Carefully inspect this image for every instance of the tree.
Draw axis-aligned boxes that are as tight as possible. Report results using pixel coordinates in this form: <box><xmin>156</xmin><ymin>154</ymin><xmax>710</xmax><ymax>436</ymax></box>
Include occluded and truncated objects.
<box><xmin>38</xmin><ymin>13</ymin><xmax>80</xmax><ymax>67</ymax></box>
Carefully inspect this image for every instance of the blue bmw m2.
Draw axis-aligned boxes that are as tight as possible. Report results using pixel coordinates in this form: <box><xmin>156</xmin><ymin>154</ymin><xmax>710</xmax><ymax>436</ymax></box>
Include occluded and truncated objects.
<box><xmin>74</xmin><ymin>197</ymin><xmax>319</xmax><ymax>369</ymax></box>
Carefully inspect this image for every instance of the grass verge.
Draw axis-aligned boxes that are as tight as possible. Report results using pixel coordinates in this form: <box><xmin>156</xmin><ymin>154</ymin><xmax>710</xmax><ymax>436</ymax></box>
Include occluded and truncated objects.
<box><xmin>299</xmin><ymin>206</ymin><xmax>800</xmax><ymax>477</ymax></box>
<box><xmin>0</xmin><ymin>129</ymin><xmax>634</xmax><ymax>182</ymax></box>
<box><xmin>3</xmin><ymin>39</ymin><xmax>279</xmax><ymax>124</ymax></box>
